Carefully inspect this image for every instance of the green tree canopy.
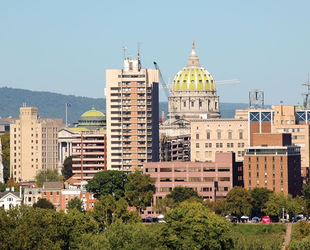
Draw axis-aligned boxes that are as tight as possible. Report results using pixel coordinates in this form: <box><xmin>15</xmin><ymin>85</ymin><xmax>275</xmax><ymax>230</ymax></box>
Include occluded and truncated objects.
<box><xmin>124</xmin><ymin>169</ymin><xmax>155</xmax><ymax>211</ymax></box>
<box><xmin>33</xmin><ymin>198</ymin><xmax>55</xmax><ymax>210</ymax></box>
<box><xmin>62</xmin><ymin>156</ymin><xmax>74</xmax><ymax>180</ymax></box>
<box><xmin>250</xmin><ymin>187</ymin><xmax>273</xmax><ymax>217</ymax></box>
<box><xmin>0</xmin><ymin>205</ymin><xmax>98</xmax><ymax>249</ymax></box>
<box><xmin>225</xmin><ymin>187</ymin><xmax>252</xmax><ymax>219</ymax></box>
<box><xmin>166</xmin><ymin>186</ymin><xmax>202</xmax><ymax>207</ymax></box>
<box><xmin>35</xmin><ymin>169</ymin><xmax>63</xmax><ymax>187</ymax></box>
<box><xmin>161</xmin><ymin>201</ymin><xmax>234</xmax><ymax>249</ymax></box>
<box><xmin>302</xmin><ymin>183</ymin><xmax>310</xmax><ymax>211</ymax></box>
<box><xmin>91</xmin><ymin>195</ymin><xmax>140</xmax><ymax>232</ymax></box>
<box><xmin>67</xmin><ymin>197</ymin><xmax>83</xmax><ymax>212</ymax></box>
<box><xmin>86</xmin><ymin>170</ymin><xmax>128</xmax><ymax>199</ymax></box>
<box><xmin>0</xmin><ymin>133</ymin><xmax>10</xmax><ymax>182</ymax></box>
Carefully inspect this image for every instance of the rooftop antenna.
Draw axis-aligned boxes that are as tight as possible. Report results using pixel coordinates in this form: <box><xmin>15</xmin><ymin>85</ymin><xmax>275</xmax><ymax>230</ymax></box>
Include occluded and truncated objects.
<box><xmin>249</xmin><ymin>89</ymin><xmax>264</xmax><ymax>109</ymax></box>
<box><xmin>302</xmin><ymin>73</ymin><xmax>310</xmax><ymax>109</ymax></box>
<box><xmin>138</xmin><ymin>42</ymin><xmax>142</xmax><ymax>71</ymax></box>
<box><xmin>123</xmin><ymin>46</ymin><xmax>127</xmax><ymax>60</ymax></box>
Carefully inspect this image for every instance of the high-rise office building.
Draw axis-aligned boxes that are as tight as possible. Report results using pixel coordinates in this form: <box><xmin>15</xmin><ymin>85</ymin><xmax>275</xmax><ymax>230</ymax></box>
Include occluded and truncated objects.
<box><xmin>106</xmin><ymin>53</ymin><xmax>159</xmax><ymax>171</ymax></box>
<box><xmin>244</xmin><ymin>133</ymin><xmax>302</xmax><ymax>196</ymax></box>
<box><xmin>10</xmin><ymin>106</ymin><xmax>64</xmax><ymax>182</ymax></box>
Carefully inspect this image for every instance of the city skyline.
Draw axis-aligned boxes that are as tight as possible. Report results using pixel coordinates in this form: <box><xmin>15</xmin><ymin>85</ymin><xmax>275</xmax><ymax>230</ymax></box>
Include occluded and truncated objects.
<box><xmin>1</xmin><ymin>1</ymin><xmax>309</xmax><ymax>105</ymax></box>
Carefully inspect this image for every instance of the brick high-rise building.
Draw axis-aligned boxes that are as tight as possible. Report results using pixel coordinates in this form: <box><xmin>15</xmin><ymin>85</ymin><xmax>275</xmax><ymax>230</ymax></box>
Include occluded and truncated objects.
<box><xmin>106</xmin><ymin>53</ymin><xmax>159</xmax><ymax>171</ymax></box>
<box><xmin>244</xmin><ymin>133</ymin><xmax>302</xmax><ymax>196</ymax></box>
<box><xmin>10</xmin><ymin>106</ymin><xmax>64</xmax><ymax>182</ymax></box>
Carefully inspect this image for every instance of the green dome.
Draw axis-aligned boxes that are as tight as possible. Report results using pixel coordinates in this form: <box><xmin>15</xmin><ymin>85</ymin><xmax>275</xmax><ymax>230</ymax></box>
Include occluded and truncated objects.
<box><xmin>172</xmin><ymin>43</ymin><xmax>216</xmax><ymax>92</ymax></box>
<box><xmin>81</xmin><ymin>106</ymin><xmax>105</xmax><ymax>117</ymax></box>
<box><xmin>172</xmin><ymin>67</ymin><xmax>215</xmax><ymax>91</ymax></box>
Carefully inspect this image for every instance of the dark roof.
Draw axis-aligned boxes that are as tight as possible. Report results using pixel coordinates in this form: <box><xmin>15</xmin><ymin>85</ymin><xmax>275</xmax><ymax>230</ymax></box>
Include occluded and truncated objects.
<box><xmin>0</xmin><ymin>191</ymin><xmax>21</xmax><ymax>199</ymax></box>
<box><xmin>43</xmin><ymin>182</ymin><xmax>63</xmax><ymax>189</ymax></box>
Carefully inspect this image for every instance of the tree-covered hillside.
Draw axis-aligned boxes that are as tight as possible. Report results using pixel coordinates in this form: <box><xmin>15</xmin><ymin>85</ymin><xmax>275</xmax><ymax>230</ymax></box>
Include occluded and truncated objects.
<box><xmin>0</xmin><ymin>87</ymin><xmax>105</xmax><ymax>125</ymax></box>
<box><xmin>0</xmin><ymin>87</ymin><xmax>249</xmax><ymax>124</ymax></box>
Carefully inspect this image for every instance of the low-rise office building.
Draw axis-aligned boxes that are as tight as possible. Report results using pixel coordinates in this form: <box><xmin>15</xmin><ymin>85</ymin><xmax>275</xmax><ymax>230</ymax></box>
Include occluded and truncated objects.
<box><xmin>144</xmin><ymin>152</ymin><xmax>242</xmax><ymax>202</ymax></box>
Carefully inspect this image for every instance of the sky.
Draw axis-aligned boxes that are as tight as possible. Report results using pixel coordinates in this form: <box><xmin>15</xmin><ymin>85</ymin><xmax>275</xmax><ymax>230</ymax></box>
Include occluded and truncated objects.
<box><xmin>0</xmin><ymin>0</ymin><xmax>309</xmax><ymax>105</ymax></box>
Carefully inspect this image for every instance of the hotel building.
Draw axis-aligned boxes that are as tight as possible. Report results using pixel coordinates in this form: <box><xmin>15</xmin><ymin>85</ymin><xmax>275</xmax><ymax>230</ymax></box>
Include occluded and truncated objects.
<box><xmin>106</xmin><ymin>54</ymin><xmax>159</xmax><ymax>171</ymax></box>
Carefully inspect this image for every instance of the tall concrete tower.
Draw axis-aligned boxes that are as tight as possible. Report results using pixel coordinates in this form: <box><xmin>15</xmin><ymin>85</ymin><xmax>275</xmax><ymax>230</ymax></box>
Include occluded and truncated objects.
<box><xmin>106</xmin><ymin>52</ymin><xmax>159</xmax><ymax>171</ymax></box>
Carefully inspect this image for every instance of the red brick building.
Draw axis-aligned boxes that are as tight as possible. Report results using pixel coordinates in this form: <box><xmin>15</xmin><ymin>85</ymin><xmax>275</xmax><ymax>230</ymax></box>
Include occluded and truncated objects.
<box><xmin>244</xmin><ymin>133</ymin><xmax>302</xmax><ymax>196</ymax></box>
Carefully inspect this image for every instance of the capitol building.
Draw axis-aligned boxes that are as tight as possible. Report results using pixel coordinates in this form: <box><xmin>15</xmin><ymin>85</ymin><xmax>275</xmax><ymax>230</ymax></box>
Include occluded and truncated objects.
<box><xmin>167</xmin><ymin>41</ymin><xmax>220</xmax><ymax>123</ymax></box>
<box><xmin>160</xmin><ymin>42</ymin><xmax>221</xmax><ymax>161</ymax></box>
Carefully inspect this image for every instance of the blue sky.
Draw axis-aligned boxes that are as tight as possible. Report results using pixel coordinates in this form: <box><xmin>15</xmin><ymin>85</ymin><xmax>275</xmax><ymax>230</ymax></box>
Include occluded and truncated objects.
<box><xmin>0</xmin><ymin>0</ymin><xmax>309</xmax><ymax>105</ymax></box>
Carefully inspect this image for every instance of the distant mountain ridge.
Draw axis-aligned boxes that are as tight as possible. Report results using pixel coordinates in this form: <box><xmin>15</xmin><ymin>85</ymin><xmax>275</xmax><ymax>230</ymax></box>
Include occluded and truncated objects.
<box><xmin>0</xmin><ymin>87</ymin><xmax>249</xmax><ymax>124</ymax></box>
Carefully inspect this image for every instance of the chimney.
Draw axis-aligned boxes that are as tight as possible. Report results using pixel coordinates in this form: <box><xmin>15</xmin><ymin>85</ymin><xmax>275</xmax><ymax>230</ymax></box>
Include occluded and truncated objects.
<box><xmin>162</xmin><ymin>109</ymin><xmax>165</xmax><ymax>121</ymax></box>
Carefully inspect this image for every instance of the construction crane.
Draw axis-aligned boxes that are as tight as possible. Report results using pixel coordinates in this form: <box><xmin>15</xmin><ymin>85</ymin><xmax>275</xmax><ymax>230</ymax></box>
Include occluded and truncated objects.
<box><xmin>214</xmin><ymin>79</ymin><xmax>241</xmax><ymax>85</ymax></box>
<box><xmin>153</xmin><ymin>61</ymin><xmax>171</xmax><ymax>99</ymax></box>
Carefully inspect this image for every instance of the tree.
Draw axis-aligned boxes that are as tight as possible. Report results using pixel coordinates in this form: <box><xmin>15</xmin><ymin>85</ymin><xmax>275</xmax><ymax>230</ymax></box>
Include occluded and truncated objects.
<box><xmin>67</xmin><ymin>197</ymin><xmax>83</xmax><ymax>212</ymax></box>
<box><xmin>250</xmin><ymin>187</ymin><xmax>273</xmax><ymax>217</ymax></box>
<box><xmin>91</xmin><ymin>195</ymin><xmax>140</xmax><ymax>232</ymax></box>
<box><xmin>33</xmin><ymin>198</ymin><xmax>55</xmax><ymax>210</ymax></box>
<box><xmin>205</xmin><ymin>198</ymin><xmax>227</xmax><ymax>216</ymax></box>
<box><xmin>0</xmin><ymin>133</ymin><xmax>10</xmax><ymax>182</ymax></box>
<box><xmin>264</xmin><ymin>193</ymin><xmax>306</xmax><ymax>219</ymax></box>
<box><xmin>302</xmin><ymin>183</ymin><xmax>310</xmax><ymax>211</ymax></box>
<box><xmin>124</xmin><ymin>169</ymin><xmax>155</xmax><ymax>212</ymax></box>
<box><xmin>225</xmin><ymin>187</ymin><xmax>252</xmax><ymax>220</ymax></box>
<box><xmin>0</xmin><ymin>205</ymin><xmax>98</xmax><ymax>249</ymax></box>
<box><xmin>166</xmin><ymin>186</ymin><xmax>202</xmax><ymax>207</ymax></box>
<box><xmin>62</xmin><ymin>156</ymin><xmax>74</xmax><ymax>180</ymax></box>
<box><xmin>161</xmin><ymin>201</ymin><xmax>234</xmax><ymax>249</ymax></box>
<box><xmin>35</xmin><ymin>169</ymin><xmax>63</xmax><ymax>187</ymax></box>
<box><xmin>86</xmin><ymin>170</ymin><xmax>128</xmax><ymax>199</ymax></box>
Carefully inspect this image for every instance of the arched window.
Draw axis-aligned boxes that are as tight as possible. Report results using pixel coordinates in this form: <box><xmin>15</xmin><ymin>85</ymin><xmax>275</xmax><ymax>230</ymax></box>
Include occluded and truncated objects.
<box><xmin>206</xmin><ymin>131</ymin><xmax>211</xmax><ymax>139</ymax></box>
<box><xmin>228</xmin><ymin>131</ymin><xmax>232</xmax><ymax>140</ymax></box>
<box><xmin>239</xmin><ymin>131</ymin><xmax>243</xmax><ymax>139</ymax></box>
<box><xmin>217</xmin><ymin>131</ymin><xmax>221</xmax><ymax>140</ymax></box>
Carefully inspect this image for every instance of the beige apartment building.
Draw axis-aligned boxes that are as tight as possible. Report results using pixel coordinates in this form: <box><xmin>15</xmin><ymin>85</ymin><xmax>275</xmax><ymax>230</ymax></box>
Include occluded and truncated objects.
<box><xmin>10</xmin><ymin>107</ymin><xmax>63</xmax><ymax>182</ymax></box>
<box><xmin>190</xmin><ymin>118</ymin><xmax>248</xmax><ymax>162</ymax></box>
<box><xmin>106</xmin><ymin>54</ymin><xmax>159</xmax><ymax>171</ymax></box>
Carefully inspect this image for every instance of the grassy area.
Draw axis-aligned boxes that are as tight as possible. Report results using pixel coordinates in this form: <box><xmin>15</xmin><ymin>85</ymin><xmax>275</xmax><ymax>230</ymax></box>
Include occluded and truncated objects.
<box><xmin>289</xmin><ymin>221</ymin><xmax>310</xmax><ymax>249</ymax></box>
<box><xmin>143</xmin><ymin>222</ymin><xmax>287</xmax><ymax>249</ymax></box>
<box><xmin>232</xmin><ymin>224</ymin><xmax>286</xmax><ymax>250</ymax></box>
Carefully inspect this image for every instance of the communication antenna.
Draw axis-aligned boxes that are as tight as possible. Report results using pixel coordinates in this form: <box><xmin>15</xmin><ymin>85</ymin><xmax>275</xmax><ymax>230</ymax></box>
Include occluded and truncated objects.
<box><xmin>123</xmin><ymin>46</ymin><xmax>127</xmax><ymax>60</ymax></box>
<box><xmin>249</xmin><ymin>89</ymin><xmax>264</xmax><ymax>109</ymax></box>
<box><xmin>302</xmin><ymin>74</ymin><xmax>310</xmax><ymax>109</ymax></box>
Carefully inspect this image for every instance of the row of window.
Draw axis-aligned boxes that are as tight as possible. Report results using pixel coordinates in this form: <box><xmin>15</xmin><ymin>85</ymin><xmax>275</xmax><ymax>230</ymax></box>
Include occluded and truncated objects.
<box><xmin>146</xmin><ymin>167</ymin><xmax>230</xmax><ymax>173</ymax></box>
<box><xmin>160</xmin><ymin>177</ymin><xmax>231</xmax><ymax>182</ymax></box>
<box><xmin>196</xmin><ymin>131</ymin><xmax>244</xmax><ymax>140</ymax></box>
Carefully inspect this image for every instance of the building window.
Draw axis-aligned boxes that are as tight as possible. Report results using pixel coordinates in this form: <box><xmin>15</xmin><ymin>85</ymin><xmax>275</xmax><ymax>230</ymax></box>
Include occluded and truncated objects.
<box><xmin>239</xmin><ymin>131</ymin><xmax>243</xmax><ymax>139</ymax></box>
<box><xmin>217</xmin><ymin>131</ymin><xmax>221</xmax><ymax>139</ymax></box>
<box><xmin>206</xmin><ymin>131</ymin><xmax>210</xmax><ymax>139</ymax></box>
<box><xmin>196</xmin><ymin>143</ymin><xmax>200</xmax><ymax>148</ymax></box>
<box><xmin>196</xmin><ymin>134</ymin><xmax>199</xmax><ymax>139</ymax></box>
<box><xmin>196</xmin><ymin>151</ymin><xmax>200</xmax><ymax>158</ymax></box>
<box><xmin>228</xmin><ymin>131</ymin><xmax>232</xmax><ymax>140</ymax></box>
<box><xmin>183</xmin><ymin>102</ymin><xmax>186</xmax><ymax>107</ymax></box>
<box><xmin>191</xmin><ymin>101</ymin><xmax>194</xmax><ymax>107</ymax></box>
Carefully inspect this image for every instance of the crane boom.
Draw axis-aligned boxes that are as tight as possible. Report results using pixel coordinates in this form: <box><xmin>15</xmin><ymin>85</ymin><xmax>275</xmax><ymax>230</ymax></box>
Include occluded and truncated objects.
<box><xmin>154</xmin><ymin>61</ymin><xmax>170</xmax><ymax>98</ymax></box>
<box><xmin>214</xmin><ymin>79</ymin><xmax>241</xmax><ymax>85</ymax></box>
